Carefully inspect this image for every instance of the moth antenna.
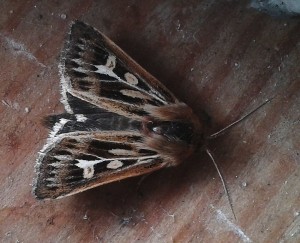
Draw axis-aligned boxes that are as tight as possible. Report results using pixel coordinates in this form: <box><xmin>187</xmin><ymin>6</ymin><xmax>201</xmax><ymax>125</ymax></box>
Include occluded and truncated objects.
<box><xmin>209</xmin><ymin>98</ymin><xmax>273</xmax><ymax>139</ymax></box>
<box><xmin>205</xmin><ymin>148</ymin><xmax>236</xmax><ymax>221</ymax></box>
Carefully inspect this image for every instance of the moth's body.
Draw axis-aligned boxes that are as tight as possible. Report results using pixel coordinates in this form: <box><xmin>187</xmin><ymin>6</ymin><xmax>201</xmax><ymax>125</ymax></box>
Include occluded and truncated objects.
<box><xmin>34</xmin><ymin>21</ymin><xmax>205</xmax><ymax>199</ymax></box>
<box><xmin>141</xmin><ymin>103</ymin><xmax>204</xmax><ymax>164</ymax></box>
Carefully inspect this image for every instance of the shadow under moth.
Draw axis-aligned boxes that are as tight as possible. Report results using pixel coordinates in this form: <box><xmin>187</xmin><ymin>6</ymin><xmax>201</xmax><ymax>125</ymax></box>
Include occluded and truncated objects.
<box><xmin>33</xmin><ymin>21</ymin><xmax>270</xmax><ymax>207</ymax></box>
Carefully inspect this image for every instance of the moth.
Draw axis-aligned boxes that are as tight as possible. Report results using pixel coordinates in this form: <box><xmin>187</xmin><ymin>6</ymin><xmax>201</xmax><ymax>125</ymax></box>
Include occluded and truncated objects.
<box><xmin>34</xmin><ymin>21</ymin><xmax>269</xmax><ymax>200</ymax></box>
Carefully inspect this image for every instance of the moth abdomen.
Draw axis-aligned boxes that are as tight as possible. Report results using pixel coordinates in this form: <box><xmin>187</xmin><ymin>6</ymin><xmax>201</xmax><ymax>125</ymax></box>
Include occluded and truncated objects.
<box><xmin>43</xmin><ymin>112</ymin><xmax>141</xmax><ymax>135</ymax></box>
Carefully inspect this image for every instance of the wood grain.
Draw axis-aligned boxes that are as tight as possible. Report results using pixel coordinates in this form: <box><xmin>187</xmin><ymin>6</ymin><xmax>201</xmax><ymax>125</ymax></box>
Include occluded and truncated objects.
<box><xmin>0</xmin><ymin>0</ymin><xmax>299</xmax><ymax>242</ymax></box>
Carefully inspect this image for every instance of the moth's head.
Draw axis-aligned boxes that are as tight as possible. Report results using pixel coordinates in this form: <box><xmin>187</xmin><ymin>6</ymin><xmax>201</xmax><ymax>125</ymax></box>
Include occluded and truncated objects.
<box><xmin>141</xmin><ymin>103</ymin><xmax>206</xmax><ymax>165</ymax></box>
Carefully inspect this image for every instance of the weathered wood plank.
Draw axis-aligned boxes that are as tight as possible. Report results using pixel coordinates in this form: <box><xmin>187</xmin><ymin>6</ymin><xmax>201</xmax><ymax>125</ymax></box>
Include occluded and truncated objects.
<box><xmin>0</xmin><ymin>1</ymin><xmax>299</xmax><ymax>242</ymax></box>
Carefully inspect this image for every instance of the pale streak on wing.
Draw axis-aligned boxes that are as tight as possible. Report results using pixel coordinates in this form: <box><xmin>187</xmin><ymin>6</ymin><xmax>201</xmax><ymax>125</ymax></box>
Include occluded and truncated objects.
<box><xmin>75</xmin><ymin>155</ymin><xmax>159</xmax><ymax>169</ymax></box>
<box><xmin>93</xmin><ymin>62</ymin><xmax>167</xmax><ymax>104</ymax></box>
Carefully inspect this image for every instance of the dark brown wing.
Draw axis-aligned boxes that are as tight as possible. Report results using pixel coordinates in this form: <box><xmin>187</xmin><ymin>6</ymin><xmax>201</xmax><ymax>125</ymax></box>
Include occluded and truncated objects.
<box><xmin>59</xmin><ymin>21</ymin><xmax>179</xmax><ymax>119</ymax></box>
<box><xmin>34</xmin><ymin>118</ymin><xmax>167</xmax><ymax>199</ymax></box>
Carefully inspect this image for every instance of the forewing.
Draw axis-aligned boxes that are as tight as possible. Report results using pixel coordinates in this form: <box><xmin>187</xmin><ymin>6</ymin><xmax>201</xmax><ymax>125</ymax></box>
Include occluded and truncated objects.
<box><xmin>34</xmin><ymin>120</ymin><xmax>166</xmax><ymax>199</ymax></box>
<box><xmin>60</xmin><ymin>21</ymin><xmax>178</xmax><ymax>119</ymax></box>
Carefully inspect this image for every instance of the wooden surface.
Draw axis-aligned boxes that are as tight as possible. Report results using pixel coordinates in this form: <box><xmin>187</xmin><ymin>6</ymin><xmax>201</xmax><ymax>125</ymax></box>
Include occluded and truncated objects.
<box><xmin>0</xmin><ymin>1</ymin><xmax>299</xmax><ymax>242</ymax></box>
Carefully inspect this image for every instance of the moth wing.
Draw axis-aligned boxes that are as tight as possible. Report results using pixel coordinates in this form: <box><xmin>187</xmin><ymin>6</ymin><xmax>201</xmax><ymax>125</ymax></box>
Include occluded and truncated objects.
<box><xmin>59</xmin><ymin>21</ymin><xmax>179</xmax><ymax>119</ymax></box>
<box><xmin>34</xmin><ymin>123</ymin><xmax>167</xmax><ymax>199</ymax></box>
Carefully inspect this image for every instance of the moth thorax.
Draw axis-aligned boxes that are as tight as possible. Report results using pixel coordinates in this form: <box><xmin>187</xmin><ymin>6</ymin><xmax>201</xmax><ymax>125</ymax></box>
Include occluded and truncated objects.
<box><xmin>147</xmin><ymin>120</ymin><xmax>195</xmax><ymax>144</ymax></box>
